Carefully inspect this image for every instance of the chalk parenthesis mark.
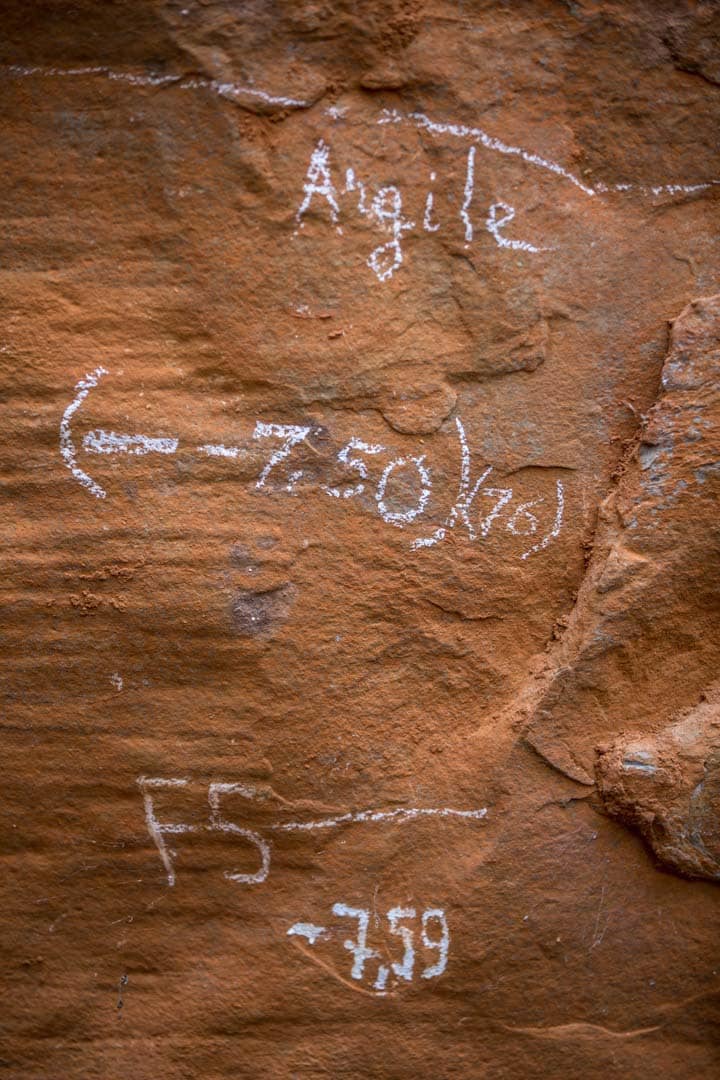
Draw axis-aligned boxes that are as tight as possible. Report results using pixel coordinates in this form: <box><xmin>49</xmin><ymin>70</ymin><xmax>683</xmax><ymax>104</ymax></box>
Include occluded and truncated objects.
<box><xmin>59</xmin><ymin>366</ymin><xmax>109</xmax><ymax>498</ymax></box>
<box><xmin>411</xmin><ymin>417</ymin><xmax>492</xmax><ymax>550</ymax></box>
<box><xmin>521</xmin><ymin>480</ymin><xmax>565</xmax><ymax>559</ymax></box>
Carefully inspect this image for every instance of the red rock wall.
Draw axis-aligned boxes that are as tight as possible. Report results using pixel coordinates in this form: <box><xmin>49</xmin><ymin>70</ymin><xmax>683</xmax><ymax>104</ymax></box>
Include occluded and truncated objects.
<box><xmin>2</xmin><ymin>2</ymin><xmax>720</xmax><ymax>1076</ymax></box>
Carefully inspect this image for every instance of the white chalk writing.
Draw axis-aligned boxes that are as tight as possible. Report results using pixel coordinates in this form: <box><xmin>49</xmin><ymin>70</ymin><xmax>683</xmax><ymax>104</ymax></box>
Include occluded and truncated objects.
<box><xmin>412</xmin><ymin>417</ymin><xmax>490</xmax><ymax>549</ymax></box>
<box><xmin>83</xmin><ymin>430</ymin><xmax>178</xmax><ymax>456</ymax></box>
<box><xmin>60</xmin><ymin>367</ymin><xmax>109</xmax><ymax>499</ymax></box>
<box><xmin>293</xmin><ymin>137</ymin><xmax>548</xmax><ymax>282</ymax></box>
<box><xmin>423</xmin><ymin>172</ymin><xmax>440</xmax><ymax>232</ymax></box>
<box><xmin>461</xmin><ymin>147</ymin><xmax>476</xmax><ymax>243</ymax></box>
<box><xmin>61</xmin><ymin>370</ymin><xmax>567</xmax><ymax>561</ymax></box>
<box><xmin>3</xmin><ymin>63</ymin><xmax>310</xmax><ymax>109</ymax></box>
<box><xmin>486</xmin><ymin>201</ymin><xmax>546</xmax><ymax>253</ymax></box>
<box><xmin>137</xmin><ymin>777</ymin><xmax>487</xmax><ymax>888</ymax></box>
<box><xmin>207</xmin><ymin>782</ymin><xmax>271</xmax><ymax>885</ymax></box>
<box><xmin>366</xmin><ymin>186</ymin><xmax>414</xmax><ymax>281</ymax></box>
<box><xmin>295</xmin><ymin>139</ymin><xmax>342</xmax><ymax>230</ymax></box>
<box><xmin>287</xmin><ymin>922</ymin><xmax>329</xmax><ymax>944</ymax></box>
<box><xmin>6</xmin><ymin>67</ymin><xmax>715</xmax><ymax>207</ymax></box>
<box><xmin>198</xmin><ymin>443</ymin><xmax>243</xmax><ymax>459</ymax></box>
<box><xmin>292</xmin><ymin>110</ymin><xmax>719</xmax><ymax>282</ymax></box>
<box><xmin>377</xmin><ymin>107</ymin><xmax>720</xmax><ymax>199</ymax></box>
<box><xmin>324</xmin><ymin>437</ymin><xmax>385</xmax><ymax>499</ymax></box>
<box><xmin>375</xmin><ymin>455</ymin><xmax>432</xmax><ymax>527</ymax></box>
<box><xmin>289</xmin><ymin>903</ymin><xmax>450</xmax><ymax>995</ymax></box>
<box><xmin>520</xmin><ymin>480</ymin><xmax>565</xmax><ymax>560</ymax></box>
<box><xmin>253</xmin><ymin>421</ymin><xmax>312</xmax><ymax>491</ymax></box>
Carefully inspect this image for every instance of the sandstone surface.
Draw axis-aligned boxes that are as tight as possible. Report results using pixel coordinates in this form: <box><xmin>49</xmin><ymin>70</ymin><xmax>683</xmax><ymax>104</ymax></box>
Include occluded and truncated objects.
<box><xmin>2</xmin><ymin>2</ymin><xmax>720</xmax><ymax>1077</ymax></box>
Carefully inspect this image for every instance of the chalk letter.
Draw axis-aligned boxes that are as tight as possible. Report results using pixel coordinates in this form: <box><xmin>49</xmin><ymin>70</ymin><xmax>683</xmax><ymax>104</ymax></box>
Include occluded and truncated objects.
<box><xmin>208</xmin><ymin>783</ymin><xmax>271</xmax><ymax>885</ymax></box>
<box><xmin>486</xmin><ymin>201</ymin><xmax>543</xmax><ymax>253</ymax></box>
<box><xmin>367</xmin><ymin>186</ymin><xmax>414</xmax><ymax>282</ymax></box>
<box><xmin>137</xmin><ymin>777</ymin><xmax>195</xmax><ymax>887</ymax></box>
<box><xmin>296</xmin><ymin>139</ymin><xmax>341</xmax><ymax>230</ymax></box>
<box><xmin>461</xmin><ymin>147</ymin><xmax>476</xmax><ymax>243</ymax></box>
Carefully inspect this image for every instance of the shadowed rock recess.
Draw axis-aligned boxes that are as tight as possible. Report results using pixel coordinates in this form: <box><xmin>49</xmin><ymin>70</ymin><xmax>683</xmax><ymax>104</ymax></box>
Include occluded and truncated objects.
<box><xmin>2</xmin><ymin>2</ymin><xmax>720</xmax><ymax>1077</ymax></box>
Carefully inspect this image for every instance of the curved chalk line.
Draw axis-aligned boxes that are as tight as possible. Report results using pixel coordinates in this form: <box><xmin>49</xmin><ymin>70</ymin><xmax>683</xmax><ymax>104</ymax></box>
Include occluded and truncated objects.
<box><xmin>2</xmin><ymin>63</ymin><xmax>309</xmax><ymax>109</ymax></box>
<box><xmin>59</xmin><ymin>366</ymin><xmax>109</xmax><ymax>499</ymax></box>
<box><xmin>378</xmin><ymin>108</ymin><xmax>720</xmax><ymax>200</ymax></box>
<box><xmin>7</xmin><ymin>65</ymin><xmax>714</xmax><ymax>196</ymax></box>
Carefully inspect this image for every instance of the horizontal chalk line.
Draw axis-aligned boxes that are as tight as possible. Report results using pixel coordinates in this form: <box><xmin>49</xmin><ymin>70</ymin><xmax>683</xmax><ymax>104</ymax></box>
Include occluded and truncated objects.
<box><xmin>271</xmin><ymin>806</ymin><xmax>488</xmax><ymax>832</ymax></box>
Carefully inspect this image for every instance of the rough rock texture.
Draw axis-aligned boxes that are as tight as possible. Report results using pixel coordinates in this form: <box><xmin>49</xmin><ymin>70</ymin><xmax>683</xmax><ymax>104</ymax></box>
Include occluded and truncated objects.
<box><xmin>596</xmin><ymin>688</ymin><xmax>720</xmax><ymax>881</ymax></box>
<box><xmin>2</xmin><ymin>2</ymin><xmax>720</xmax><ymax>1077</ymax></box>
<box><xmin>525</xmin><ymin>293</ymin><xmax>720</xmax><ymax>785</ymax></box>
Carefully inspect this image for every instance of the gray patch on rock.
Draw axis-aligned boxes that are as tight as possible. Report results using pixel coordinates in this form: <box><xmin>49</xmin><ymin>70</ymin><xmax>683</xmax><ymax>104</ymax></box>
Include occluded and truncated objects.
<box><xmin>231</xmin><ymin>585</ymin><xmax>295</xmax><ymax>638</ymax></box>
<box><xmin>595</xmin><ymin>693</ymin><xmax>720</xmax><ymax>880</ymax></box>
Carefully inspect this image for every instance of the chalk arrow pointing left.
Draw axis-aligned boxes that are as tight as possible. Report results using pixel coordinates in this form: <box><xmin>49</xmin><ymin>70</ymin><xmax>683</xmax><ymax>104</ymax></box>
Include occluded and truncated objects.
<box><xmin>287</xmin><ymin>922</ymin><xmax>328</xmax><ymax>945</ymax></box>
<box><xmin>60</xmin><ymin>368</ymin><xmax>180</xmax><ymax>499</ymax></box>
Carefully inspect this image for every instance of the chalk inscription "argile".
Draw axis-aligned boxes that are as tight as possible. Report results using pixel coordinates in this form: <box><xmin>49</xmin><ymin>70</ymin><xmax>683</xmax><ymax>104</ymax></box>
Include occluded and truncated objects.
<box><xmin>293</xmin><ymin>106</ymin><xmax>720</xmax><ymax>283</ymax></box>
<box><xmin>294</xmin><ymin>136</ymin><xmax>548</xmax><ymax>283</ymax></box>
